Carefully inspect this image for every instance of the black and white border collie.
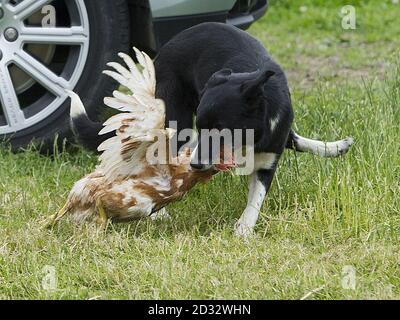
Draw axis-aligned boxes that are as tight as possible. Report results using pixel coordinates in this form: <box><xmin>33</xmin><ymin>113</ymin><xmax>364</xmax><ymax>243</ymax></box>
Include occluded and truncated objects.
<box><xmin>71</xmin><ymin>23</ymin><xmax>353</xmax><ymax>237</ymax></box>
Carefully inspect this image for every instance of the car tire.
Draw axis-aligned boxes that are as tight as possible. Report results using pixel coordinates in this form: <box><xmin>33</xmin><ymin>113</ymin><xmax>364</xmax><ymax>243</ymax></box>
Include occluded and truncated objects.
<box><xmin>0</xmin><ymin>0</ymin><xmax>130</xmax><ymax>151</ymax></box>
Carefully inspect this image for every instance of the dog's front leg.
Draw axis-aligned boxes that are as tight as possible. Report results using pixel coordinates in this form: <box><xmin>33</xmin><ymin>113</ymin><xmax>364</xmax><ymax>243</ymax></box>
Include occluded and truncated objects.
<box><xmin>235</xmin><ymin>168</ymin><xmax>276</xmax><ymax>237</ymax></box>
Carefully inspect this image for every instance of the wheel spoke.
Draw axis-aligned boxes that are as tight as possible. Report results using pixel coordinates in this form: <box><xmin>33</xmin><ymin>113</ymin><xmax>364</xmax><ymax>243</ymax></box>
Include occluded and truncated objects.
<box><xmin>0</xmin><ymin>63</ymin><xmax>26</xmax><ymax>128</ymax></box>
<box><xmin>13</xmin><ymin>0</ymin><xmax>54</xmax><ymax>21</ymax></box>
<box><xmin>1</xmin><ymin>0</ymin><xmax>10</xmax><ymax>7</ymax></box>
<box><xmin>20</xmin><ymin>27</ymin><xmax>89</xmax><ymax>45</ymax></box>
<box><xmin>12</xmin><ymin>51</ymin><xmax>70</xmax><ymax>97</ymax></box>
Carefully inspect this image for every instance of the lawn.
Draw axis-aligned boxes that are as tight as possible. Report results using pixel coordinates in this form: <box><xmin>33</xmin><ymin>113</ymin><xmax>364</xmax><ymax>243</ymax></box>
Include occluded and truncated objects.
<box><xmin>0</xmin><ymin>0</ymin><xmax>399</xmax><ymax>299</ymax></box>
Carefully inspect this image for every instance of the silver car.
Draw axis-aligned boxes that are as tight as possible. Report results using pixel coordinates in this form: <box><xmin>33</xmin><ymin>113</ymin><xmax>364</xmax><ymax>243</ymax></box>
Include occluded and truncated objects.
<box><xmin>0</xmin><ymin>0</ymin><xmax>268</xmax><ymax>150</ymax></box>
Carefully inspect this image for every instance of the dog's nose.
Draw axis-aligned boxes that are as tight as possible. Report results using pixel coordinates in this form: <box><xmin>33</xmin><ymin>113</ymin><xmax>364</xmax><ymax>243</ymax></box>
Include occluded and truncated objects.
<box><xmin>190</xmin><ymin>163</ymin><xmax>207</xmax><ymax>171</ymax></box>
<box><xmin>190</xmin><ymin>163</ymin><xmax>210</xmax><ymax>171</ymax></box>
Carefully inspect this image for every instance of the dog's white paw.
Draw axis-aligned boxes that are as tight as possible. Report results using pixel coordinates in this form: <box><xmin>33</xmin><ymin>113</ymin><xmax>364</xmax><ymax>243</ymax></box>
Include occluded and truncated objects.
<box><xmin>150</xmin><ymin>208</ymin><xmax>171</xmax><ymax>221</ymax></box>
<box><xmin>337</xmin><ymin>137</ymin><xmax>354</xmax><ymax>155</ymax></box>
<box><xmin>235</xmin><ymin>221</ymin><xmax>254</xmax><ymax>238</ymax></box>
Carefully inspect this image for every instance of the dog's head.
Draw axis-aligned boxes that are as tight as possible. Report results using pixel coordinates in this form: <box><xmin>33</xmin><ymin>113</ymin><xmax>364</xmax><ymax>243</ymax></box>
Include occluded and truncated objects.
<box><xmin>191</xmin><ymin>68</ymin><xmax>275</xmax><ymax>171</ymax></box>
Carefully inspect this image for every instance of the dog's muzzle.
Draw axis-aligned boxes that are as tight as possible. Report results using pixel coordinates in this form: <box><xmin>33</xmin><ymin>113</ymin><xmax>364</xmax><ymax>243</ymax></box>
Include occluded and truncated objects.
<box><xmin>190</xmin><ymin>143</ymin><xmax>213</xmax><ymax>171</ymax></box>
<box><xmin>190</xmin><ymin>163</ymin><xmax>213</xmax><ymax>171</ymax></box>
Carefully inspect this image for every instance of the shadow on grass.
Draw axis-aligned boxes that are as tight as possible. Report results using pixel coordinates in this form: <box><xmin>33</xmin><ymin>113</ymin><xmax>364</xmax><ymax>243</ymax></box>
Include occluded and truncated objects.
<box><xmin>46</xmin><ymin>174</ymin><xmax>250</xmax><ymax>240</ymax></box>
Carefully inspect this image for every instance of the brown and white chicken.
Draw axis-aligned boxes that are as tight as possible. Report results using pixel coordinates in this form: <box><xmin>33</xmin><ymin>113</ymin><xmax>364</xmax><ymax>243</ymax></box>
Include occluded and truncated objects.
<box><xmin>47</xmin><ymin>48</ymin><xmax>226</xmax><ymax>227</ymax></box>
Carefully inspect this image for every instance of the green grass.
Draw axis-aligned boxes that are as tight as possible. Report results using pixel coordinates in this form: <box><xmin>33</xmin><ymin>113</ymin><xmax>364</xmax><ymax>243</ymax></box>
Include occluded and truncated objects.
<box><xmin>1</xmin><ymin>0</ymin><xmax>399</xmax><ymax>299</ymax></box>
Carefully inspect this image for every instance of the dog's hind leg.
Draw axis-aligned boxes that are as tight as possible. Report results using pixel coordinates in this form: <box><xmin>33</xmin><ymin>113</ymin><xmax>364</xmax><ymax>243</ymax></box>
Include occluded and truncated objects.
<box><xmin>287</xmin><ymin>130</ymin><xmax>354</xmax><ymax>157</ymax></box>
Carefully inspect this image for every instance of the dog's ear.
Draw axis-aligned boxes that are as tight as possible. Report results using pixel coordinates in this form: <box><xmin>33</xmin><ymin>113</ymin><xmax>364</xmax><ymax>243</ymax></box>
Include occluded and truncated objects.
<box><xmin>240</xmin><ymin>69</ymin><xmax>275</xmax><ymax>103</ymax></box>
<box><xmin>207</xmin><ymin>68</ymin><xmax>233</xmax><ymax>88</ymax></box>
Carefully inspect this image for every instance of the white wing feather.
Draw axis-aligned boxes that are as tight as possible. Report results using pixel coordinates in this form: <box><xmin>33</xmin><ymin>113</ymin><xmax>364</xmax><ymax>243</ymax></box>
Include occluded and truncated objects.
<box><xmin>97</xmin><ymin>48</ymin><xmax>173</xmax><ymax>181</ymax></box>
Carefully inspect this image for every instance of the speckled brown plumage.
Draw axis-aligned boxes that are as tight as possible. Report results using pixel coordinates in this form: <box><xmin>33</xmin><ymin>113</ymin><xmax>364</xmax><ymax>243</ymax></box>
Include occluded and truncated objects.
<box><xmin>49</xmin><ymin>49</ymin><xmax>218</xmax><ymax>226</ymax></box>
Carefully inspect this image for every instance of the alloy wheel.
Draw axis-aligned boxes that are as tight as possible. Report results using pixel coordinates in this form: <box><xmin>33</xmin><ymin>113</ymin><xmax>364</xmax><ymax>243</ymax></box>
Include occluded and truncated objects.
<box><xmin>0</xmin><ymin>0</ymin><xmax>90</xmax><ymax>135</ymax></box>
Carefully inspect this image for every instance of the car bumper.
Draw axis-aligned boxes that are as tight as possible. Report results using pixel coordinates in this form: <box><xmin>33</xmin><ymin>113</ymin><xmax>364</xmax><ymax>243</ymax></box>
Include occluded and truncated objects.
<box><xmin>227</xmin><ymin>0</ymin><xmax>269</xmax><ymax>29</ymax></box>
<box><xmin>152</xmin><ymin>0</ymin><xmax>268</xmax><ymax>49</ymax></box>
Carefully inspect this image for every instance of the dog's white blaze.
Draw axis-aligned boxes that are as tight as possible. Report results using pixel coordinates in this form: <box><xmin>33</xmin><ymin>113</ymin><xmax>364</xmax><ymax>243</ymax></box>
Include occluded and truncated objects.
<box><xmin>270</xmin><ymin>114</ymin><xmax>280</xmax><ymax>132</ymax></box>
<box><xmin>294</xmin><ymin>133</ymin><xmax>354</xmax><ymax>157</ymax></box>
<box><xmin>254</xmin><ymin>153</ymin><xmax>277</xmax><ymax>171</ymax></box>
<box><xmin>235</xmin><ymin>173</ymin><xmax>267</xmax><ymax>237</ymax></box>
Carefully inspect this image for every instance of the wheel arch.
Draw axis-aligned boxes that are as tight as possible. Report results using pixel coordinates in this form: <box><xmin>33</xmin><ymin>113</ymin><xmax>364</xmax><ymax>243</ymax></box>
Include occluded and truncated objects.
<box><xmin>126</xmin><ymin>0</ymin><xmax>157</xmax><ymax>56</ymax></box>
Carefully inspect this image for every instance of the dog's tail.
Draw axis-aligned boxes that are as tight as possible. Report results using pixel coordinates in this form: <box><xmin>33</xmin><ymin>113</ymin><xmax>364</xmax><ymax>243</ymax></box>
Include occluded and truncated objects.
<box><xmin>286</xmin><ymin>129</ymin><xmax>354</xmax><ymax>157</ymax></box>
<box><xmin>67</xmin><ymin>90</ymin><xmax>112</xmax><ymax>153</ymax></box>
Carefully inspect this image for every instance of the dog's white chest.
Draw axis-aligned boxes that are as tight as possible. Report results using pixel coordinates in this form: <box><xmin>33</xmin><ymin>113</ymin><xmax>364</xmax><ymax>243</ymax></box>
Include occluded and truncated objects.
<box><xmin>253</xmin><ymin>153</ymin><xmax>277</xmax><ymax>171</ymax></box>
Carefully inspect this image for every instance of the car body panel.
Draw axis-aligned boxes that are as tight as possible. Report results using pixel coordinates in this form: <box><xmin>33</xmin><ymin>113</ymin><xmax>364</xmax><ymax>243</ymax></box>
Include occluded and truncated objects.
<box><xmin>150</xmin><ymin>0</ymin><xmax>268</xmax><ymax>49</ymax></box>
<box><xmin>149</xmin><ymin>0</ymin><xmax>237</xmax><ymax>18</ymax></box>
